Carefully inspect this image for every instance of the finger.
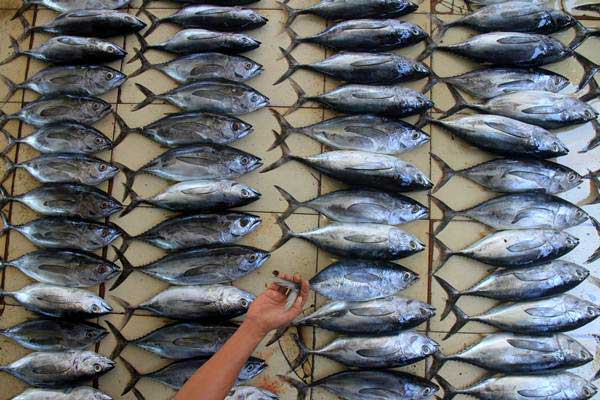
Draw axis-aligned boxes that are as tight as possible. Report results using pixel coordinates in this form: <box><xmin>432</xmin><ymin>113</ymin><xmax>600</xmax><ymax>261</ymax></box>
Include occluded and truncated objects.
<box><xmin>292</xmin><ymin>273</ymin><xmax>302</xmax><ymax>283</ymax></box>
<box><xmin>299</xmin><ymin>279</ymin><xmax>309</xmax><ymax>303</ymax></box>
<box><xmin>276</xmin><ymin>272</ymin><xmax>293</xmax><ymax>282</ymax></box>
<box><xmin>287</xmin><ymin>294</ymin><xmax>304</xmax><ymax>315</ymax></box>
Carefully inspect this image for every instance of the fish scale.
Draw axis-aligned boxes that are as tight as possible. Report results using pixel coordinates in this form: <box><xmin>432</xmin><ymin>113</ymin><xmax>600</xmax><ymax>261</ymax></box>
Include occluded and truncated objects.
<box><xmin>1</xmin><ymin>320</ymin><xmax>108</xmax><ymax>351</ymax></box>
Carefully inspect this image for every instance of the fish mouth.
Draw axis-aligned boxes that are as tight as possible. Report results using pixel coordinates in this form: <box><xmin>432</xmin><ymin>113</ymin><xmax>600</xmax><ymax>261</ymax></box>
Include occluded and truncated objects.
<box><xmin>257</xmin><ymin>252</ymin><xmax>271</xmax><ymax>266</ymax></box>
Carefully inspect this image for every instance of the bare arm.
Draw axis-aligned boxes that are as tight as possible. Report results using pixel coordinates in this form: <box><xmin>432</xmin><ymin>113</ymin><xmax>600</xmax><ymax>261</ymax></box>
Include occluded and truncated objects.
<box><xmin>175</xmin><ymin>273</ymin><xmax>309</xmax><ymax>400</ymax></box>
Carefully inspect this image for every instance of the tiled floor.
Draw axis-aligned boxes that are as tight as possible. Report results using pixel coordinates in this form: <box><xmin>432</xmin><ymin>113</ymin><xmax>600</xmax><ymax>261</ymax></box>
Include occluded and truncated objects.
<box><xmin>0</xmin><ymin>0</ymin><xmax>598</xmax><ymax>399</ymax></box>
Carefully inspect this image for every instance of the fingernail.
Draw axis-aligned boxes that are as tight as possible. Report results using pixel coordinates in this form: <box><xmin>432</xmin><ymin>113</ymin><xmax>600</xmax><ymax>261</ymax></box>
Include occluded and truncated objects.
<box><xmin>272</xmin><ymin>270</ymin><xmax>279</xmax><ymax>276</ymax></box>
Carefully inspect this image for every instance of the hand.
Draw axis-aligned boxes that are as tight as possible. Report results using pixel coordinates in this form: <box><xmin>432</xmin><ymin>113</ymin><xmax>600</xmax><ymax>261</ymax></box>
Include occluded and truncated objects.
<box><xmin>244</xmin><ymin>272</ymin><xmax>309</xmax><ymax>337</ymax></box>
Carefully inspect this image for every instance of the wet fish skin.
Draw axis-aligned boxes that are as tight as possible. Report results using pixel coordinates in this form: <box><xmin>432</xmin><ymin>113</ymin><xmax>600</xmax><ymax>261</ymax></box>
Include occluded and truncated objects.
<box><xmin>1</xmin><ymin>249</ymin><xmax>120</xmax><ymax>287</ymax></box>
<box><xmin>2</xmin><ymin>153</ymin><xmax>119</xmax><ymax>186</ymax></box>
<box><xmin>428</xmin><ymin>332</ymin><xmax>593</xmax><ymax>378</ymax></box>
<box><xmin>226</xmin><ymin>386</ymin><xmax>277</xmax><ymax>400</ymax></box>
<box><xmin>431</xmin><ymin>155</ymin><xmax>583</xmax><ymax>194</ymax></box>
<box><xmin>13</xmin><ymin>0</ymin><xmax>132</xmax><ymax>19</ymax></box>
<box><xmin>431</xmin><ymin>114</ymin><xmax>568</xmax><ymax>158</ymax></box>
<box><xmin>447</xmin><ymin>293</ymin><xmax>600</xmax><ymax>339</ymax></box>
<box><xmin>292</xmin><ymin>331</ymin><xmax>438</xmax><ymax>368</ymax></box>
<box><xmin>280</xmin><ymin>370</ymin><xmax>438</xmax><ymax>400</ymax></box>
<box><xmin>133</xmin><ymin>81</ymin><xmax>269</xmax><ymax>114</ymax></box>
<box><xmin>275</xmin><ymin>220</ymin><xmax>425</xmax><ymax>261</ymax></box>
<box><xmin>1</xmin><ymin>184</ymin><xmax>122</xmax><ymax>219</ymax></box>
<box><xmin>111</xmin><ymin>245</ymin><xmax>269</xmax><ymax>289</ymax></box>
<box><xmin>13</xmin><ymin>387</ymin><xmax>112</xmax><ymax>400</ymax></box>
<box><xmin>275</xmin><ymin>186</ymin><xmax>428</xmax><ymax>224</ymax></box>
<box><xmin>0</xmin><ymin>283</ymin><xmax>112</xmax><ymax>318</ymax></box>
<box><xmin>270</xmin><ymin>110</ymin><xmax>430</xmax><ymax>154</ymax></box>
<box><xmin>122</xmin><ymin>212</ymin><xmax>261</xmax><ymax>252</ymax></box>
<box><xmin>435</xmin><ymin>260</ymin><xmax>590</xmax><ymax>319</ymax></box>
<box><xmin>1</xmin><ymin>320</ymin><xmax>108</xmax><ymax>351</ymax></box>
<box><xmin>310</xmin><ymin>259</ymin><xmax>419</xmax><ymax>301</ymax></box>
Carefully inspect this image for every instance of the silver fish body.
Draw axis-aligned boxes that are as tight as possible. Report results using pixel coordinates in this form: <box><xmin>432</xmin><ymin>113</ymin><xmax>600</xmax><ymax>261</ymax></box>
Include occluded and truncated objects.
<box><xmin>12</xmin><ymin>387</ymin><xmax>112</xmax><ymax>400</ymax></box>
<box><xmin>1</xmin><ymin>320</ymin><xmax>108</xmax><ymax>351</ymax></box>
<box><xmin>16</xmin><ymin>0</ymin><xmax>131</xmax><ymax>15</ymax></box>
<box><xmin>0</xmin><ymin>283</ymin><xmax>112</xmax><ymax>318</ymax></box>
<box><xmin>283</xmin><ymin>0</ymin><xmax>418</xmax><ymax>23</ymax></box>
<box><xmin>154</xmin><ymin>6</ymin><xmax>268</xmax><ymax>32</ymax></box>
<box><xmin>226</xmin><ymin>386</ymin><xmax>277</xmax><ymax>400</ymax></box>
<box><xmin>145</xmin><ymin>29</ymin><xmax>260</xmax><ymax>54</ymax></box>
<box><xmin>1</xmin><ymin>249</ymin><xmax>120</xmax><ymax>287</ymax></box>
<box><xmin>29</xmin><ymin>9</ymin><xmax>145</xmax><ymax>37</ymax></box>
<box><xmin>11</xmin><ymin>36</ymin><xmax>127</xmax><ymax>64</ymax></box>
<box><xmin>0</xmin><ymin>350</ymin><xmax>114</xmax><ymax>388</ymax></box>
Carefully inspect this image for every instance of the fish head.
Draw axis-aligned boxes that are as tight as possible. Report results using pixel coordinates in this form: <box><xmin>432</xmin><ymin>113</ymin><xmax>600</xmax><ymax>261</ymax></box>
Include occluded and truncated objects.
<box><xmin>95</xmin><ymin>67</ymin><xmax>127</xmax><ymax>92</ymax></box>
<box><xmin>83</xmin><ymin>132</ymin><xmax>113</xmax><ymax>153</ymax></box>
<box><xmin>546</xmin><ymin>72</ymin><xmax>570</xmax><ymax>93</ymax></box>
<box><xmin>565</xmin><ymin>104</ymin><xmax>598</xmax><ymax>124</ymax></box>
<box><xmin>94</xmin><ymin>160</ymin><xmax>120</xmax><ymax>182</ymax></box>
<box><xmin>238</xmin><ymin>248</ymin><xmax>270</xmax><ymax>273</ymax></box>
<box><xmin>408</xmin><ymin>61</ymin><xmax>431</xmax><ymax>79</ymax></box>
<box><xmin>237</xmin><ymin>35</ymin><xmax>261</xmax><ymax>52</ymax></box>
<box><xmin>394</xmin><ymin>201</ymin><xmax>429</xmax><ymax>223</ymax></box>
<box><xmin>81</xmin><ymin>98</ymin><xmax>112</xmax><ymax>120</ymax></box>
<box><xmin>77</xmin><ymin>352</ymin><xmax>115</xmax><ymax>376</ymax></box>
<box><xmin>233</xmin><ymin>59</ymin><xmax>263</xmax><ymax>81</ymax></box>
<box><xmin>101</xmin><ymin>41</ymin><xmax>127</xmax><ymax>58</ymax></box>
<box><xmin>534</xmin><ymin>133</ymin><xmax>569</xmax><ymax>157</ymax></box>
<box><xmin>85</xmin><ymin>296</ymin><xmax>113</xmax><ymax>316</ymax></box>
<box><xmin>123</xmin><ymin>14</ymin><xmax>147</xmax><ymax>31</ymax></box>
<box><xmin>230</xmin><ymin>152</ymin><xmax>263</xmax><ymax>175</ymax></box>
<box><xmin>413</xmin><ymin>170</ymin><xmax>433</xmax><ymax>190</ymax></box>
<box><xmin>231</xmin><ymin>182</ymin><xmax>261</xmax><ymax>203</ymax></box>
<box><xmin>227</xmin><ymin>117</ymin><xmax>254</xmax><ymax>141</ymax></box>
<box><xmin>239</xmin><ymin>356</ymin><xmax>267</xmax><ymax>380</ymax></box>
<box><xmin>549</xmin><ymin>230</ymin><xmax>579</xmax><ymax>252</ymax></box>
<box><xmin>557</xmin><ymin>334</ymin><xmax>594</xmax><ymax>366</ymax></box>
<box><xmin>79</xmin><ymin>323</ymin><xmax>110</xmax><ymax>344</ymax></box>
<box><xmin>247</xmin><ymin>10</ymin><xmax>268</xmax><ymax>26</ymax></box>
<box><xmin>94</xmin><ymin>260</ymin><xmax>121</xmax><ymax>282</ymax></box>
<box><xmin>549</xmin><ymin>10</ymin><xmax>577</xmax><ymax>31</ymax></box>
<box><xmin>230</xmin><ymin>213</ymin><xmax>261</xmax><ymax>237</ymax></box>
<box><xmin>409</xmin><ymin>380</ymin><xmax>439</xmax><ymax>400</ymax></box>
<box><xmin>553</xmin><ymin>169</ymin><xmax>583</xmax><ymax>193</ymax></box>
<box><xmin>94</xmin><ymin>196</ymin><xmax>123</xmax><ymax>218</ymax></box>
<box><xmin>394</xmin><ymin>0</ymin><xmax>419</xmax><ymax>13</ymax></box>
<box><xmin>581</xmin><ymin>384</ymin><xmax>598</xmax><ymax>400</ymax></box>
<box><xmin>240</xmin><ymin>89</ymin><xmax>269</xmax><ymax>112</ymax></box>
<box><xmin>390</xmin><ymin>229</ymin><xmax>425</xmax><ymax>255</ymax></box>
<box><xmin>562</xmin><ymin>206</ymin><xmax>590</xmax><ymax>227</ymax></box>
<box><xmin>92</xmin><ymin>222</ymin><xmax>122</xmax><ymax>248</ymax></box>
<box><xmin>409</xmin><ymin>333</ymin><xmax>439</xmax><ymax>358</ymax></box>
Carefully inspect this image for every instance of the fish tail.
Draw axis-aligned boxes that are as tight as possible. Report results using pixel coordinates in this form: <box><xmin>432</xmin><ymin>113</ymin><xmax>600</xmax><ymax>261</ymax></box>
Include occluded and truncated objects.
<box><xmin>109</xmin><ymin>296</ymin><xmax>136</xmax><ymax>329</ymax></box>
<box><xmin>119</xmin><ymin>184</ymin><xmax>143</xmax><ymax>217</ymax></box>
<box><xmin>277</xmin><ymin>1</ymin><xmax>301</xmax><ymax>28</ymax></box>
<box><xmin>131</xmin><ymin>388</ymin><xmax>146</xmax><ymax>400</ymax></box>
<box><xmin>128</xmin><ymin>34</ymin><xmax>148</xmax><ymax>64</ymax></box>
<box><xmin>430</xmin><ymin>153</ymin><xmax>456</xmax><ymax>194</ymax></box>
<box><xmin>0</xmin><ymin>154</ymin><xmax>16</xmax><ymax>184</ymax></box>
<box><xmin>586</xmin><ymin>215</ymin><xmax>600</xmax><ymax>263</ymax></box>
<box><xmin>112</xmin><ymin>113</ymin><xmax>141</xmax><ymax>147</ymax></box>
<box><xmin>579</xmin><ymin>119</ymin><xmax>600</xmax><ymax>154</ymax></box>
<box><xmin>416</xmin><ymin>36</ymin><xmax>437</xmax><ymax>62</ymax></box>
<box><xmin>16</xmin><ymin>14</ymin><xmax>39</xmax><ymax>42</ymax></box>
<box><xmin>281</xmin><ymin>26</ymin><xmax>302</xmax><ymax>59</ymax></box>
<box><xmin>434</xmin><ymin>275</ymin><xmax>461</xmax><ymax>321</ymax></box>
<box><xmin>278</xmin><ymin>375</ymin><xmax>309</xmax><ymax>400</ymax></box>
<box><xmin>274</xmin><ymin>47</ymin><xmax>302</xmax><ymax>85</ymax></box>
<box><xmin>11</xmin><ymin>0</ymin><xmax>31</xmax><ymax>21</ymax></box>
<box><xmin>442</xmin><ymin>85</ymin><xmax>471</xmax><ymax>118</ymax></box>
<box><xmin>119</xmin><ymin>356</ymin><xmax>142</xmax><ymax>395</ymax></box>
<box><xmin>431</xmin><ymin>15</ymin><xmax>453</xmax><ymax>41</ymax></box>
<box><xmin>142</xmin><ymin>9</ymin><xmax>160</xmax><ymax>38</ymax></box>
<box><xmin>0</xmin><ymin>185</ymin><xmax>10</xmax><ymax>209</ymax></box>
<box><xmin>0</xmin><ymin>74</ymin><xmax>19</xmax><ymax>104</ymax></box>
<box><xmin>268</xmin><ymin>108</ymin><xmax>295</xmax><ymax>150</ymax></box>
<box><xmin>0</xmin><ymin>128</ymin><xmax>18</xmax><ymax>156</ymax></box>
<box><xmin>274</xmin><ymin>185</ymin><xmax>301</xmax><ymax>222</ymax></box>
<box><xmin>0</xmin><ymin>36</ymin><xmax>22</xmax><ymax>66</ymax></box>
<box><xmin>444</xmin><ymin>303</ymin><xmax>469</xmax><ymax>340</ymax></box>
<box><xmin>104</xmin><ymin>320</ymin><xmax>129</xmax><ymax>359</ymax></box>
<box><xmin>570</xmin><ymin>22</ymin><xmax>598</xmax><ymax>52</ymax></box>
<box><xmin>128</xmin><ymin>48</ymin><xmax>154</xmax><ymax>79</ymax></box>
<box><xmin>266</xmin><ymin>324</ymin><xmax>291</xmax><ymax>346</ymax></box>
<box><xmin>286</xmin><ymin>78</ymin><xmax>309</xmax><ymax>116</ymax></box>
<box><xmin>422</xmin><ymin>69</ymin><xmax>440</xmax><ymax>94</ymax></box>
<box><xmin>290</xmin><ymin>333</ymin><xmax>310</xmax><ymax>370</ymax></box>
<box><xmin>270</xmin><ymin>219</ymin><xmax>295</xmax><ymax>252</ymax></box>
<box><xmin>430</xmin><ymin>196</ymin><xmax>457</xmax><ymax>235</ymax></box>
<box><xmin>435</xmin><ymin>375</ymin><xmax>459</xmax><ymax>400</ymax></box>
<box><xmin>261</xmin><ymin>130</ymin><xmax>294</xmax><ymax>173</ymax></box>
<box><xmin>113</xmin><ymin>161</ymin><xmax>137</xmax><ymax>201</ymax></box>
<box><xmin>427</xmin><ymin>351</ymin><xmax>447</xmax><ymax>380</ymax></box>
<box><xmin>110</xmin><ymin>245</ymin><xmax>135</xmax><ymax>290</ymax></box>
<box><xmin>430</xmin><ymin>233</ymin><xmax>454</xmax><ymax>274</ymax></box>
<box><xmin>573</xmin><ymin>52</ymin><xmax>599</xmax><ymax>92</ymax></box>
<box><xmin>132</xmin><ymin>83</ymin><xmax>157</xmax><ymax>111</ymax></box>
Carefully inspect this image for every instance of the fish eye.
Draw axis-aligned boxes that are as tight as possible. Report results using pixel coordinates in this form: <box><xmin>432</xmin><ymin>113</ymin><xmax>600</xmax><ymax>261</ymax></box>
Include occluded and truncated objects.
<box><xmin>241</xmin><ymin>299</ymin><xmax>249</xmax><ymax>307</ymax></box>
<box><xmin>241</xmin><ymin>157</ymin><xmax>249</xmax><ymax>165</ymax></box>
<box><xmin>245</xmin><ymin>62</ymin><xmax>252</xmax><ymax>70</ymax></box>
<box><xmin>232</xmin><ymin>122</ymin><xmax>240</xmax><ymax>130</ymax></box>
<box><xmin>99</xmin><ymin>164</ymin><xmax>107</xmax><ymax>171</ymax></box>
<box><xmin>552</xmin><ymin>143</ymin><xmax>560</xmax><ymax>152</ymax></box>
<box><xmin>423</xmin><ymin>388</ymin><xmax>431</xmax><ymax>395</ymax></box>
<box><xmin>101</xmin><ymin>228</ymin><xmax>110</xmax><ymax>237</ymax></box>
<box><xmin>95</xmin><ymin>137</ymin><xmax>103</xmax><ymax>144</ymax></box>
<box><xmin>587</xmin><ymin>306</ymin><xmax>597</xmax><ymax>315</ymax></box>
<box><xmin>240</xmin><ymin>218</ymin><xmax>250</xmax><ymax>227</ymax></box>
<box><xmin>421</xmin><ymin>344</ymin><xmax>431</xmax><ymax>354</ymax></box>
<box><xmin>409</xmin><ymin>241</ymin><xmax>418</xmax><ymax>250</ymax></box>
<box><xmin>568</xmin><ymin>172</ymin><xmax>577</xmax><ymax>182</ymax></box>
<box><xmin>567</xmin><ymin>237</ymin><xmax>577</xmax><ymax>246</ymax></box>
<box><xmin>251</xmin><ymin>95</ymin><xmax>258</xmax><ymax>102</ymax></box>
<box><xmin>100</xmin><ymin>202</ymin><xmax>108</xmax><ymax>209</ymax></box>
<box><xmin>402</xmin><ymin>272</ymin><xmax>411</xmax><ymax>282</ymax></box>
<box><xmin>91</xmin><ymin>304</ymin><xmax>99</xmax><ymax>311</ymax></box>
<box><xmin>92</xmin><ymin>103</ymin><xmax>100</xmax><ymax>110</ymax></box>
<box><xmin>105</xmin><ymin>72</ymin><xmax>114</xmax><ymax>80</ymax></box>
<box><xmin>86</xmin><ymin>330</ymin><xmax>95</xmax><ymax>338</ymax></box>
<box><xmin>411</xmin><ymin>132</ymin><xmax>420</xmax><ymax>140</ymax></box>
<box><xmin>241</xmin><ymin>189</ymin><xmax>249</xmax><ymax>197</ymax></box>
<box><xmin>581</xmin><ymin>350</ymin><xmax>589</xmax><ymax>358</ymax></box>
<box><xmin>576</xmin><ymin>210</ymin><xmax>585</xmax><ymax>218</ymax></box>
<box><xmin>97</xmin><ymin>264</ymin><xmax>108</xmax><ymax>273</ymax></box>
<box><xmin>249</xmin><ymin>254</ymin><xmax>257</xmax><ymax>262</ymax></box>
<box><xmin>411</xmin><ymin>205</ymin><xmax>421</xmax><ymax>213</ymax></box>
<box><xmin>94</xmin><ymin>363</ymin><xmax>102</xmax><ymax>372</ymax></box>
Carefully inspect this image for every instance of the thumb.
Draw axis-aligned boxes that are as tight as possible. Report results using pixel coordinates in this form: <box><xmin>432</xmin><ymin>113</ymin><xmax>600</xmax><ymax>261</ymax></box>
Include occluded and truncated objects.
<box><xmin>285</xmin><ymin>294</ymin><xmax>304</xmax><ymax>317</ymax></box>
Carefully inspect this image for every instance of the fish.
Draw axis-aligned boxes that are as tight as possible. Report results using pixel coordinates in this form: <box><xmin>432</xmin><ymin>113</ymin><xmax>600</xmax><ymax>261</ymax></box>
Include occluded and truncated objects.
<box><xmin>269</xmin><ymin>109</ymin><xmax>430</xmax><ymax>154</ymax></box>
<box><xmin>114</xmin><ymin>112</ymin><xmax>253</xmax><ymax>147</ymax></box>
<box><xmin>274</xmin><ymin>220</ymin><xmax>425</xmax><ymax>261</ymax></box>
<box><xmin>274</xmin><ymin>186</ymin><xmax>428</xmax><ymax>224</ymax></box>
<box><xmin>129</xmin><ymin>50</ymin><xmax>262</xmax><ymax>83</ymax></box>
<box><xmin>446</xmin><ymin>293</ymin><xmax>600</xmax><ymax>339</ymax></box>
<box><xmin>0</xmin><ymin>65</ymin><xmax>126</xmax><ymax>101</ymax></box>
<box><xmin>574</xmin><ymin>2</ymin><xmax>600</xmax><ymax>13</ymax></box>
<box><xmin>0</xmin><ymin>213</ymin><xmax>123</xmax><ymax>251</ymax></box>
<box><xmin>279</xmin><ymin>0</ymin><xmax>418</xmax><ymax>26</ymax></box>
<box><xmin>113</xmin><ymin>284</ymin><xmax>255</xmax><ymax>327</ymax></box>
<box><xmin>122</xmin><ymin>179</ymin><xmax>260</xmax><ymax>216</ymax></box>
<box><xmin>133</xmin><ymin>81</ymin><xmax>269</xmax><ymax>114</ymax></box>
<box><xmin>18</xmin><ymin>10</ymin><xmax>145</xmax><ymax>40</ymax></box>
<box><xmin>264</xmin><ymin>131</ymin><xmax>432</xmax><ymax>193</ymax></box>
<box><xmin>110</xmin><ymin>245</ymin><xmax>269</xmax><ymax>289</ymax></box>
<box><xmin>445</xmin><ymin>87</ymin><xmax>598</xmax><ymax>130</ymax></box>
<box><xmin>433</xmin><ymin>229</ymin><xmax>579</xmax><ymax>272</ymax></box>
<box><xmin>0</xmin><ymin>123</ymin><xmax>114</xmax><ymax>155</ymax></box>
<box><xmin>436</xmin><ymin>372</ymin><xmax>597</xmax><ymax>400</ymax></box>
<box><xmin>105</xmin><ymin>320</ymin><xmax>237</xmax><ymax>359</ymax></box>
<box><xmin>435</xmin><ymin>260</ymin><xmax>590</xmax><ymax>319</ymax></box>
<box><xmin>0</xmin><ymin>184</ymin><xmax>122</xmax><ymax>219</ymax></box>
<box><xmin>144</xmin><ymin>7</ymin><xmax>267</xmax><ymax>37</ymax></box>
<box><xmin>131</xmin><ymin>30</ymin><xmax>260</xmax><ymax>59</ymax></box>
<box><xmin>428</xmin><ymin>332</ymin><xmax>593</xmax><ymax>379</ymax></box>
<box><xmin>13</xmin><ymin>0</ymin><xmax>132</xmax><ymax>20</ymax></box>
<box><xmin>120</xmin><ymin>356</ymin><xmax>266</xmax><ymax>394</ymax></box>
<box><xmin>426</xmin><ymin>67</ymin><xmax>570</xmax><ymax>100</ymax></box>
<box><xmin>287</xmin><ymin>78</ymin><xmax>433</xmax><ymax>116</ymax></box>
<box><xmin>12</xmin><ymin>387</ymin><xmax>112</xmax><ymax>400</ymax></box>
<box><xmin>276</xmin><ymin>50</ymin><xmax>431</xmax><ymax>85</ymax></box>
<box><xmin>279</xmin><ymin>370</ymin><xmax>438</xmax><ymax>400</ymax></box>
<box><xmin>0</xmin><ymin>283</ymin><xmax>112</xmax><ymax>318</ymax></box>
<box><xmin>283</xmin><ymin>19</ymin><xmax>429</xmax><ymax>56</ymax></box>
<box><xmin>310</xmin><ymin>259</ymin><xmax>419</xmax><ymax>301</ymax></box>
<box><xmin>431</xmin><ymin>154</ymin><xmax>584</xmax><ymax>194</ymax></box>
<box><xmin>0</xmin><ymin>248</ymin><xmax>121</xmax><ymax>287</ymax></box>
<box><xmin>0</xmin><ymin>95</ymin><xmax>112</xmax><ymax>128</ymax></box>
<box><xmin>226</xmin><ymin>387</ymin><xmax>278</xmax><ymax>400</ymax></box>
<box><xmin>291</xmin><ymin>331</ymin><xmax>438</xmax><ymax>369</ymax></box>
<box><xmin>1</xmin><ymin>320</ymin><xmax>108</xmax><ymax>351</ymax></box>
<box><xmin>1</xmin><ymin>153</ymin><xmax>119</xmax><ymax>186</ymax></box>
<box><xmin>120</xmin><ymin>212</ymin><xmax>261</xmax><ymax>252</ymax></box>
<box><xmin>0</xmin><ymin>350</ymin><xmax>114</xmax><ymax>388</ymax></box>
<box><xmin>429</xmin><ymin>114</ymin><xmax>568</xmax><ymax>158</ymax></box>
<box><xmin>0</xmin><ymin>36</ymin><xmax>126</xmax><ymax>65</ymax></box>
<box><xmin>267</xmin><ymin>295</ymin><xmax>435</xmax><ymax>345</ymax></box>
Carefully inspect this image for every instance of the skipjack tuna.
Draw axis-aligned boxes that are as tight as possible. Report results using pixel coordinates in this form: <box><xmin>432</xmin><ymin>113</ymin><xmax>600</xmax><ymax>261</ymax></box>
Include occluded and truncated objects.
<box><xmin>12</xmin><ymin>0</ymin><xmax>132</xmax><ymax>20</ymax></box>
<box><xmin>12</xmin><ymin>387</ymin><xmax>112</xmax><ymax>400</ymax></box>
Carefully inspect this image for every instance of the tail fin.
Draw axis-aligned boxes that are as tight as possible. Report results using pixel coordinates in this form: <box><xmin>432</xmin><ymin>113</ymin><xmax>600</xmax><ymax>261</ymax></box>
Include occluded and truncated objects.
<box><xmin>261</xmin><ymin>130</ymin><xmax>294</xmax><ymax>173</ymax></box>
<box><xmin>0</xmin><ymin>186</ymin><xmax>11</xmax><ymax>209</ymax></box>
<box><xmin>278</xmin><ymin>1</ymin><xmax>301</xmax><ymax>28</ymax></box>
<box><xmin>570</xmin><ymin>22</ymin><xmax>599</xmax><ymax>52</ymax></box>
<box><xmin>422</xmin><ymin>70</ymin><xmax>441</xmax><ymax>94</ymax></box>
<box><xmin>268</xmin><ymin>108</ymin><xmax>296</xmax><ymax>150</ymax></box>
<box><xmin>442</xmin><ymin>85</ymin><xmax>470</xmax><ymax>118</ymax></box>
<box><xmin>0</xmin><ymin>128</ymin><xmax>18</xmax><ymax>156</ymax></box>
<box><xmin>278</xmin><ymin>375</ymin><xmax>309</xmax><ymax>400</ymax></box>
<box><xmin>586</xmin><ymin>215</ymin><xmax>600</xmax><ymax>263</ymax></box>
<box><xmin>430</xmin><ymin>196</ymin><xmax>458</xmax><ymax>235</ymax></box>
<box><xmin>0</xmin><ymin>210</ymin><xmax>13</xmax><ymax>237</ymax></box>
<box><xmin>128</xmin><ymin>48</ymin><xmax>154</xmax><ymax>78</ymax></box>
<box><xmin>434</xmin><ymin>275</ymin><xmax>461</xmax><ymax>320</ymax></box>
<box><xmin>113</xmin><ymin>162</ymin><xmax>137</xmax><ymax>202</ymax></box>
<box><xmin>417</xmin><ymin>36</ymin><xmax>437</xmax><ymax>61</ymax></box>
<box><xmin>270</xmin><ymin>219</ymin><xmax>295</xmax><ymax>252</ymax></box>
<box><xmin>435</xmin><ymin>375</ymin><xmax>459</xmax><ymax>400</ymax></box>
<box><xmin>16</xmin><ymin>14</ymin><xmax>40</xmax><ymax>42</ymax></box>
<box><xmin>0</xmin><ymin>36</ymin><xmax>23</xmax><ymax>66</ymax></box>
<box><xmin>427</xmin><ymin>351</ymin><xmax>447</xmax><ymax>380</ymax></box>
<box><xmin>443</xmin><ymin>304</ymin><xmax>469</xmax><ymax>340</ymax></box>
<box><xmin>431</xmin><ymin>15</ymin><xmax>454</xmax><ymax>41</ymax></box>
<box><xmin>285</xmin><ymin>78</ymin><xmax>309</xmax><ymax>116</ymax></box>
<box><xmin>109</xmin><ymin>296</ymin><xmax>136</xmax><ymax>329</ymax></box>
<box><xmin>105</xmin><ymin>320</ymin><xmax>129</xmax><ymax>359</ymax></box>
<box><xmin>112</xmin><ymin>113</ymin><xmax>142</xmax><ymax>147</ymax></box>
<box><xmin>266</xmin><ymin>324</ymin><xmax>291</xmax><ymax>346</ymax></box>
<box><xmin>274</xmin><ymin>47</ymin><xmax>303</xmax><ymax>85</ymax></box>
<box><xmin>290</xmin><ymin>334</ymin><xmax>310</xmax><ymax>370</ymax></box>
<box><xmin>281</xmin><ymin>27</ymin><xmax>302</xmax><ymax>59</ymax></box>
<box><xmin>430</xmin><ymin>153</ymin><xmax>456</xmax><ymax>194</ymax></box>
<box><xmin>128</xmin><ymin>34</ymin><xmax>148</xmax><ymax>64</ymax></box>
<box><xmin>11</xmin><ymin>0</ymin><xmax>31</xmax><ymax>21</ymax></box>
<box><xmin>431</xmin><ymin>234</ymin><xmax>454</xmax><ymax>274</ymax></box>
<box><xmin>274</xmin><ymin>185</ymin><xmax>301</xmax><ymax>222</ymax></box>
<box><xmin>119</xmin><ymin>185</ymin><xmax>145</xmax><ymax>217</ymax></box>
<box><xmin>132</xmin><ymin>83</ymin><xmax>157</xmax><ymax>111</ymax></box>
<box><xmin>573</xmin><ymin>52</ymin><xmax>599</xmax><ymax>91</ymax></box>
<box><xmin>142</xmin><ymin>9</ymin><xmax>161</xmax><ymax>38</ymax></box>
<box><xmin>0</xmin><ymin>154</ymin><xmax>16</xmax><ymax>184</ymax></box>
<box><xmin>110</xmin><ymin>245</ymin><xmax>135</xmax><ymax>291</ymax></box>
<box><xmin>578</xmin><ymin>67</ymin><xmax>599</xmax><ymax>103</ymax></box>
<box><xmin>135</xmin><ymin>0</ymin><xmax>152</xmax><ymax>16</ymax></box>
<box><xmin>0</xmin><ymin>74</ymin><xmax>19</xmax><ymax>104</ymax></box>
<box><xmin>120</xmin><ymin>356</ymin><xmax>142</xmax><ymax>395</ymax></box>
